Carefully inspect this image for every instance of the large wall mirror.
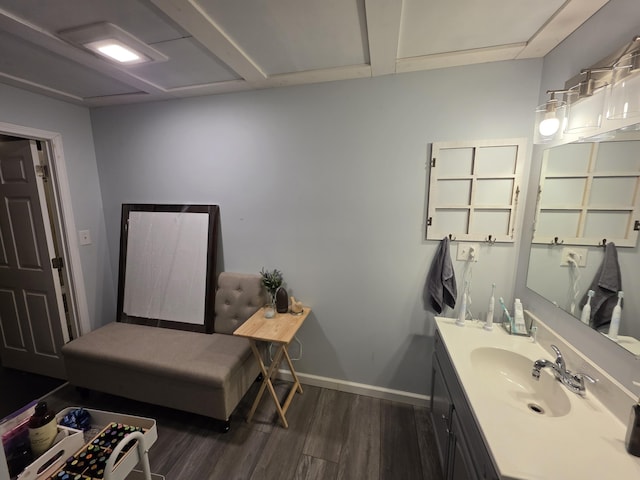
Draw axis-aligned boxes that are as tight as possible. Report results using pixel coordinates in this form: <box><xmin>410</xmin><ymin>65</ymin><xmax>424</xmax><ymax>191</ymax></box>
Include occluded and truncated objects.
<box><xmin>526</xmin><ymin>127</ymin><xmax>640</xmax><ymax>355</ymax></box>
<box><xmin>116</xmin><ymin>204</ymin><xmax>220</xmax><ymax>333</ymax></box>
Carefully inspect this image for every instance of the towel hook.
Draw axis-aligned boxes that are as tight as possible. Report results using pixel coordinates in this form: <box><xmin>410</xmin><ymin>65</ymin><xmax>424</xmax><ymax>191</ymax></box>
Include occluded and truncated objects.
<box><xmin>599</xmin><ymin>238</ymin><xmax>607</xmax><ymax>247</ymax></box>
<box><xmin>550</xmin><ymin>236</ymin><xmax>564</xmax><ymax>246</ymax></box>
<box><xmin>485</xmin><ymin>234</ymin><xmax>497</xmax><ymax>245</ymax></box>
<box><xmin>448</xmin><ymin>234</ymin><xmax>456</xmax><ymax>241</ymax></box>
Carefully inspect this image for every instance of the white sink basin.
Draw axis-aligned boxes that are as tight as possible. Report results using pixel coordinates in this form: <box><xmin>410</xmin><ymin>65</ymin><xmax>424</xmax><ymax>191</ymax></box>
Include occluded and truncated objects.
<box><xmin>470</xmin><ymin>346</ymin><xmax>571</xmax><ymax>417</ymax></box>
<box><xmin>435</xmin><ymin>318</ymin><xmax>640</xmax><ymax>479</ymax></box>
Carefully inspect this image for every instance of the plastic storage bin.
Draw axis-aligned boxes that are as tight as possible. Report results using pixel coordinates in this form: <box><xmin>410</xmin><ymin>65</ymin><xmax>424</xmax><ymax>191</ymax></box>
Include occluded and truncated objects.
<box><xmin>15</xmin><ymin>408</ymin><xmax>158</xmax><ymax>480</ymax></box>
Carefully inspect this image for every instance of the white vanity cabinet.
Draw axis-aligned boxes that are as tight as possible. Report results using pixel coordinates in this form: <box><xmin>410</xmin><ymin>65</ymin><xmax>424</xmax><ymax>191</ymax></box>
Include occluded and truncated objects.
<box><xmin>431</xmin><ymin>330</ymin><xmax>499</xmax><ymax>480</ymax></box>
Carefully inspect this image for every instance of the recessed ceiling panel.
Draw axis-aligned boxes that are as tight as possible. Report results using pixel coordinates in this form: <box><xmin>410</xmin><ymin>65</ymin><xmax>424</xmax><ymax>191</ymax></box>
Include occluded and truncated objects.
<box><xmin>193</xmin><ymin>0</ymin><xmax>369</xmax><ymax>75</ymax></box>
<box><xmin>398</xmin><ymin>0</ymin><xmax>565</xmax><ymax>58</ymax></box>
<box><xmin>129</xmin><ymin>37</ymin><xmax>240</xmax><ymax>89</ymax></box>
<box><xmin>0</xmin><ymin>31</ymin><xmax>140</xmax><ymax>98</ymax></box>
<box><xmin>0</xmin><ymin>0</ymin><xmax>605</xmax><ymax>105</ymax></box>
<box><xmin>0</xmin><ymin>0</ymin><xmax>187</xmax><ymax>44</ymax></box>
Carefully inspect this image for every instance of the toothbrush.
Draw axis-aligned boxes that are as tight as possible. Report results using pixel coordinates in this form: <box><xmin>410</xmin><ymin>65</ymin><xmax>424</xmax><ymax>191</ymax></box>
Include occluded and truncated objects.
<box><xmin>484</xmin><ymin>283</ymin><xmax>495</xmax><ymax>331</ymax></box>
<box><xmin>456</xmin><ymin>281</ymin><xmax>469</xmax><ymax>326</ymax></box>
<box><xmin>499</xmin><ymin>297</ymin><xmax>512</xmax><ymax>328</ymax></box>
<box><xmin>608</xmin><ymin>291</ymin><xmax>623</xmax><ymax>340</ymax></box>
<box><xmin>580</xmin><ymin>290</ymin><xmax>594</xmax><ymax>325</ymax></box>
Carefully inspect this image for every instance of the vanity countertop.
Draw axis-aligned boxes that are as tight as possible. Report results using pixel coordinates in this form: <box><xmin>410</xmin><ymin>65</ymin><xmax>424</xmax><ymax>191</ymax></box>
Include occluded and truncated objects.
<box><xmin>435</xmin><ymin>317</ymin><xmax>640</xmax><ymax>480</ymax></box>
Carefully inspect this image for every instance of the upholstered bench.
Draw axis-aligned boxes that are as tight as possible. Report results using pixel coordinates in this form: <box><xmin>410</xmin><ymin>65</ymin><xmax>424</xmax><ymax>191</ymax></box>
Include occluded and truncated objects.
<box><xmin>62</xmin><ymin>272</ymin><xmax>265</xmax><ymax>430</ymax></box>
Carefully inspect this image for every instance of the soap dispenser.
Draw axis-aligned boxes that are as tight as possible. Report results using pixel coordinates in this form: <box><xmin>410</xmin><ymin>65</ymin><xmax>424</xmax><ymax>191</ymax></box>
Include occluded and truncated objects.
<box><xmin>625</xmin><ymin>400</ymin><xmax>640</xmax><ymax>456</ymax></box>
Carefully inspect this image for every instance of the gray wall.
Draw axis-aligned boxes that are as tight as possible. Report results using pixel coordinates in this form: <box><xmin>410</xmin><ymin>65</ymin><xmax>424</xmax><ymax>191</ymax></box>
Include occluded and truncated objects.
<box><xmin>0</xmin><ymin>83</ymin><xmax>112</xmax><ymax>333</ymax></box>
<box><xmin>515</xmin><ymin>0</ymin><xmax>640</xmax><ymax>395</ymax></box>
<box><xmin>91</xmin><ymin>59</ymin><xmax>541</xmax><ymax>395</ymax></box>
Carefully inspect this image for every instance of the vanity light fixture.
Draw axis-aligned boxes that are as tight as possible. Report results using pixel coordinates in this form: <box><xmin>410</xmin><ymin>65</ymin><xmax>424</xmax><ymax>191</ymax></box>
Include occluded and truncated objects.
<box><xmin>607</xmin><ymin>49</ymin><xmax>640</xmax><ymax>120</ymax></box>
<box><xmin>564</xmin><ymin>70</ymin><xmax>606</xmax><ymax>133</ymax></box>
<box><xmin>59</xmin><ymin>22</ymin><xmax>168</xmax><ymax>66</ymax></box>
<box><xmin>534</xmin><ymin>91</ymin><xmax>566</xmax><ymax>143</ymax></box>
<box><xmin>534</xmin><ymin>36</ymin><xmax>640</xmax><ymax>143</ymax></box>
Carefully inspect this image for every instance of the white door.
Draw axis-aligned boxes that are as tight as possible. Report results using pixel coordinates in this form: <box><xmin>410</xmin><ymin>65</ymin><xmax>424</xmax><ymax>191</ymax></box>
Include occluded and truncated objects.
<box><xmin>0</xmin><ymin>139</ymin><xmax>67</xmax><ymax>378</ymax></box>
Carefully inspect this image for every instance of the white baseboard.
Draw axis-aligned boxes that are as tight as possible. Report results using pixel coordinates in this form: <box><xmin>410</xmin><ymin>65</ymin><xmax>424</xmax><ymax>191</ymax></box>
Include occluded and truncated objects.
<box><xmin>276</xmin><ymin>369</ymin><xmax>430</xmax><ymax>407</ymax></box>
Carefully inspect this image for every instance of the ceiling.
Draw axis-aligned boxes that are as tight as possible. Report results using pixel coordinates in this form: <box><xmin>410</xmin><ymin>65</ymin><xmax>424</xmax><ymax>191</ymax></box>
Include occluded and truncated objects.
<box><xmin>0</xmin><ymin>0</ymin><xmax>609</xmax><ymax>107</ymax></box>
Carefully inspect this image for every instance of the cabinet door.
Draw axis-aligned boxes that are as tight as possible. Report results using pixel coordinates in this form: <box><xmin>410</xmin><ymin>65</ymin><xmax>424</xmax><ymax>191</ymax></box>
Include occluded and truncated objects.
<box><xmin>430</xmin><ymin>356</ymin><xmax>453</xmax><ymax>474</ymax></box>
<box><xmin>450</xmin><ymin>410</ymin><xmax>479</xmax><ymax>480</ymax></box>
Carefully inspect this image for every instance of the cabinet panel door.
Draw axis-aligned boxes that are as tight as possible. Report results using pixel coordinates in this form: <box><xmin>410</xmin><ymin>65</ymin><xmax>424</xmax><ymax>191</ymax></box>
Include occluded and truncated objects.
<box><xmin>431</xmin><ymin>356</ymin><xmax>453</xmax><ymax>475</ymax></box>
<box><xmin>450</xmin><ymin>411</ymin><xmax>479</xmax><ymax>480</ymax></box>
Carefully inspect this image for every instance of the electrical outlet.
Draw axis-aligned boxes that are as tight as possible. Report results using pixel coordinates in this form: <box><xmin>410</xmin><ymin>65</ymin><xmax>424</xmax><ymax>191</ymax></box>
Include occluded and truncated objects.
<box><xmin>457</xmin><ymin>243</ymin><xmax>479</xmax><ymax>262</ymax></box>
<box><xmin>79</xmin><ymin>229</ymin><xmax>92</xmax><ymax>246</ymax></box>
<box><xmin>560</xmin><ymin>247</ymin><xmax>587</xmax><ymax>267</ymax></box>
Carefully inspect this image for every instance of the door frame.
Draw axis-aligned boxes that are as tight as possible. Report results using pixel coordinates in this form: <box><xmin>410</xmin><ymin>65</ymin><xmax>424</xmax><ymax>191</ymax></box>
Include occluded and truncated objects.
<box><xmin>0</xmin><ymin>121</ymin><xmax>90</xmax><ymax>338</ymax></box>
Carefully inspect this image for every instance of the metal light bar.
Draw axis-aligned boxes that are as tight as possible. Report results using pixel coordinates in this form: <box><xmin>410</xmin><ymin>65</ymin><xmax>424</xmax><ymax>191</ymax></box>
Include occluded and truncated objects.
<box><xmin>534</xmin><ymin>36</ymin><xmax>640</xmax><ymax>142</ymax></box>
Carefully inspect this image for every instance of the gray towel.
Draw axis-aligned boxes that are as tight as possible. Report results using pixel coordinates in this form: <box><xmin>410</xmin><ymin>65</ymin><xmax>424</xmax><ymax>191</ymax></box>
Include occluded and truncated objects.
<box><xmin>426</xmin><ymin>237</ymin><xmax>457</xmax><ymax>314</ymax></box>
<box><xmin>581</xmin><ymin>242</ymin><xmax>622</xmax><ymax>330</ymax></box>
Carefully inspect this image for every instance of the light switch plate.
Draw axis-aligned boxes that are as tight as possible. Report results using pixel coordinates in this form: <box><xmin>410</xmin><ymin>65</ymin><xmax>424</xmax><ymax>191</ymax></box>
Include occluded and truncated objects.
<box><xmin>79</xmin><ymin>229</ymin><xmax>92</xmax><ymax>246</ymax></box>
<box><xmin>560</xmin><ymin>247</ymin><xmax>587</xmax><ymax>267</ymax></box>
<box><xmin>457</xmin><ymin>243</ymin><xmax>479</xmax><ymax>261</ymax></box>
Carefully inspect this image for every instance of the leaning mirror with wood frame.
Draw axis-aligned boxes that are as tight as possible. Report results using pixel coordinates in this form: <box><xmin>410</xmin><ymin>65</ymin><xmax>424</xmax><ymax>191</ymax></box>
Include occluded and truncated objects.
<box><xmin>117</xmin><ymin>204</ymin><xmax>220</xmax><ymax>333</ymax></box>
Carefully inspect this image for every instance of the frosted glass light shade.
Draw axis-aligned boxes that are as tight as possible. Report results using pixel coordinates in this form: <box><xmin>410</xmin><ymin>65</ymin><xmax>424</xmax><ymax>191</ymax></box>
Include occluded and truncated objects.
<box><xmin>534</xmin><ymin>100</ymin><xmax>566</xmax><ymax>143</ymax></box>
<box><xmin>606</xmin><ymin>53</ymin><xmax>640</xmax><ymax>120</ymax></box>
<box><xmin>565</xmin><ymin>89</ymin><xmax>604</xmax><ymax>133</ymax></box>
<box><xmin>85</xmin><ymin>39</ymin><xmax>146</xmax><ymax>64</ymax></box>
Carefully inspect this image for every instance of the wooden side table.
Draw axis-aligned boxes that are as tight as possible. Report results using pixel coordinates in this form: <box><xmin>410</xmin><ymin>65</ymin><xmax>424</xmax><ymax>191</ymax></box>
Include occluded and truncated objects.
<box><xmin>233</xmin><ymin>307</ymin><xmax>310</xmax><ymax>428</ymax></box>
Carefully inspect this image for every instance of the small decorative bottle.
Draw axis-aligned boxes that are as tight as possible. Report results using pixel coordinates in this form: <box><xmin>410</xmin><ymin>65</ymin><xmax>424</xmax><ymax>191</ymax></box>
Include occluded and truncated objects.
<box><xmin>28</xmin><ymin>401</ymin><xmax>58</xmax><ymax>457</ymax></box>
<box><xmin>626</xmin><ymin>401</ymin><xmax>640</xmax><ymax>457</ymax></box>
<box><xmin>276</xmin><ymin>286</ymin><xmax>289</xmax><ymax>313</ymax></box>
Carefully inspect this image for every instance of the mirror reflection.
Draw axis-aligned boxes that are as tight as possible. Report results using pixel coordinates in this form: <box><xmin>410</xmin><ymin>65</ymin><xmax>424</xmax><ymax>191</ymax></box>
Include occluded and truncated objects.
<box><xmin>527</xmin><ymin>126</ymin><xmax>640</xmax><ymax>355</ymax></box>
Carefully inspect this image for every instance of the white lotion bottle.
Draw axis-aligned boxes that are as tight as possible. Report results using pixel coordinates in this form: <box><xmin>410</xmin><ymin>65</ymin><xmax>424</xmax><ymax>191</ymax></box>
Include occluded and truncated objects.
<box><xmin>608</xmin><ymin>291</ymin><xmax>624</xmax><ymax>340</ymax></box>
<box><xmin>484</xmin><ymin>283</ymin><xmax>495</xmax><ymax>331</ymax></box>
<box><xmin>580</xmin><ymin>290</ymin><xmax>594</xmax><ymax>325</ymax></box>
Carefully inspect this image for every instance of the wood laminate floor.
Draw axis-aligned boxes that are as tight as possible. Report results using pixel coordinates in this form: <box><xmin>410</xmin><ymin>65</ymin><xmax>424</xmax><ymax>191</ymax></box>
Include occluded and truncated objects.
<box><xmin>43</xmin><ymin>380</ymin><xmax>444</xmax><ymax>480</ymax></box>
<box><xmin>0</xmin><ymin>365</ymin><xmax>65</xmax><ymax>420</ymax></box>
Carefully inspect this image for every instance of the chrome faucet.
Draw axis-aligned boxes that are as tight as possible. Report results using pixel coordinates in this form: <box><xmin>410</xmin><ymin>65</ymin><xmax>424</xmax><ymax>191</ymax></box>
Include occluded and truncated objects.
<box><xmin>532</xmin><ymin>345</ymin><xmax>596</xmax><ymax>395</ymax></box>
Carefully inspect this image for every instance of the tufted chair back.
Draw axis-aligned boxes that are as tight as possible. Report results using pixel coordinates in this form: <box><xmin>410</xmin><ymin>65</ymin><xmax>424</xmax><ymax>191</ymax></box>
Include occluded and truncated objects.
<box><xmin>214</xmin><ymin>272</ymin><xmax>266</xmax><ymax>334</ymax></box>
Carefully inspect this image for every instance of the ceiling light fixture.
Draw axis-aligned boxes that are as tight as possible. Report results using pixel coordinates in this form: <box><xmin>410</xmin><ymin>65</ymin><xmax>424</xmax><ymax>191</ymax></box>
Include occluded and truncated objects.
<box><xmin>84</xmin><ymin>40</ymin><xmax>145</xmax><ymax>64</ymax></box>
<box><xmin>534</xmin><ymin>36</ymin><xmax>640</xmax><ymax>143</ymax></box>
<box><xmin>59</xmin><ymin>22</ymin><xmax>168</xmax><ymax>66</ymax></box>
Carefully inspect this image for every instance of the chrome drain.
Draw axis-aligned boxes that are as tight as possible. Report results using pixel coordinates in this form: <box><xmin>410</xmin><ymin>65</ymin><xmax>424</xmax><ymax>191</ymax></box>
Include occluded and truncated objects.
<box><xmin>527</xmin><ymin>403</ymin><xmax>545</xmax><ymax>415</ymax></box>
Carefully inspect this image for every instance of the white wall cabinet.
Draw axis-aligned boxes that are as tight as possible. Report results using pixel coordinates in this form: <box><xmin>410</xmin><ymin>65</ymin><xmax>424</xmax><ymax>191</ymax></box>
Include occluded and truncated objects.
<box><xmin>426</xmin><ymin>139</ymin><xmax>526</xmax><ymax>243</ymax></box>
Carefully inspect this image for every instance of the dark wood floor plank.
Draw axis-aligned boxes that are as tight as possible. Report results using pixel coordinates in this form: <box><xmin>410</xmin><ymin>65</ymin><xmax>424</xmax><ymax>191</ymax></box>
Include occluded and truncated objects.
<box><xmin>302</xmin><ymin>389</ymin><xmax>352</xmax><ymax>463</ymax></box>
<box><xmin>147</xmin><ymin>420</ymin><xmax>202</xmax><ymax>475</ymax></box>
<box><xmin>380</xmin><ymin>400</ymin><xmax>424</xmax><ymax>480</ymax></box>
<box><xmin>414</xmin><ymin>405</ymin><xmax>445</xmax><ymax>480</ymax></box>
<box><xmin>250</xmin><ymin>384</ymin><xmax>322</xmax><ymax>480</ymax></box>
<box><xmin>189</xmin><ymin>423</ymin><xmax>269</xmax><ymax>480</ymax></box>
<box><xmin>149</xmin><ymin>414</ymin><xmax>229</xmax><ymax>477</ymax></box>
<box><xmin>38</xmin><ymin>383</ymin><xmax>440</xmax><ymax>480</ymax></box>
<box><xmin>295</xmin><ymin>454</ymin><xmax>338</xmax><ymax>480</ymax></box>
<box><xmin>233</xmin><ymin>378</ymin><xmax>288</xmax><ymax>434</ymax></box>
<box><xmin>336</xmin><ymin>394</ymin><xmax>381</xmax><ymax>480</ymax></box>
